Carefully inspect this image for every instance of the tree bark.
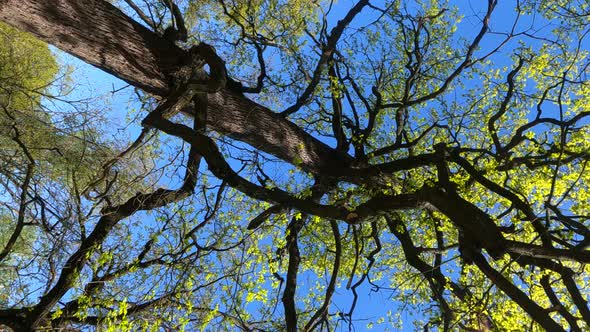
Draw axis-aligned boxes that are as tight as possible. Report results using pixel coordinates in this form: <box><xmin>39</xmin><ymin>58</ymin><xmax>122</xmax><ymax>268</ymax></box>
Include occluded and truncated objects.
<box><xmin>0</xmin><ymin>0</ymin><xmax>351</xmax><ymax>174</ymax></box>
<box><xmin>0</xmin><ymin>0</ymin><xmax>181</xmax><ymax>93</ymax></box>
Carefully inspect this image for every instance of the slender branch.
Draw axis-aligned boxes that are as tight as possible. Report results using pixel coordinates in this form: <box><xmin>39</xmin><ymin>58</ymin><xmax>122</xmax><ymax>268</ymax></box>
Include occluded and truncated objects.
<box><xmin>540</xmin><ymin>275</ymin><xmax>581</xmax><ymax>331</ymax></box>
<box><xmin>21</xmin><ymin>93</ymin><xmax>208</xmax><ymax>329</ymax></box>
<box><xmin>0</xmin><ymin>105</ymin><xmax>35</xmax><ymax>262</ymax></box>
<box><xmin>281</xmin><ymin>0</ymin><xmax>370</xmax><ymax>116</ymax></box>
<box><xmin>304</xmin><ymin>219</ymin><xmax>341</xmax><ymax>331</ymax></box>
<box><xmin>471</xmin><ymin>253</ymin><xmax>564</xmax><ymax>331</ymax></box>
<box><xmin>282</xmin><ymin>183</ymin><xmax>328</xmax><ymax>332</ymax></box>
<box><xmin>123</xmin><ymin>0</ymin><xmax>157</xmax><ymax>30</ymax></box>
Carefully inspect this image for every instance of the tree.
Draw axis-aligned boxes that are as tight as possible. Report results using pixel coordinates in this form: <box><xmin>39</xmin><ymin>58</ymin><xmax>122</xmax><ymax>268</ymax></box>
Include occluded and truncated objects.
<box><xmin>0</xmin><ymin>0</ymin><xmax>589</xmax><ymax>330</ymax></box>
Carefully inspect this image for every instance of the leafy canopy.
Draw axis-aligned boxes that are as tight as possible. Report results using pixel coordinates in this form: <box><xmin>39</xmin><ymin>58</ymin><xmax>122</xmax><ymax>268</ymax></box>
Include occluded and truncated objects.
<box><xmin>1</xmin><ymin>0</ymin><xmax>590</xmax><ymax>331</ymax></box>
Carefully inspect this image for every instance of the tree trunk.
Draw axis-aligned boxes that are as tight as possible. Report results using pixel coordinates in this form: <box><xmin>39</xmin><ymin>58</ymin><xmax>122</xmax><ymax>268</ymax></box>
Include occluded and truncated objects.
<box><xmin>0</xmin><ymin>0</ymin><xmax>351</xmax><ymax>174</ymax></box>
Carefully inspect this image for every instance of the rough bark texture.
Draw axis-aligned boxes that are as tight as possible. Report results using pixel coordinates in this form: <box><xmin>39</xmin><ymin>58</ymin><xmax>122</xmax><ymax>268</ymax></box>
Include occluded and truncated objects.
<box><xmin>205</xmin><ymin>90</ymin><xmax>351</xmax><ymax>174</ymax></box>
<box><xmin>0</xmin><ymin>0</ymin><xmax>182</xmax><ymax>93</ymax></box>
<box><xmin>0</xmin><ymin>0</ymin><xmax>351</xmax><ymax>175</ymax></box>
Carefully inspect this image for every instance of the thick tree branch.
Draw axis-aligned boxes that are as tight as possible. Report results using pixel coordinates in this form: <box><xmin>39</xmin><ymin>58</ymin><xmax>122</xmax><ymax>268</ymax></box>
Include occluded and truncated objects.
<box><xmin>0</xmin><ymin>0</ymin><xmax>353</xmax><ymax>176</ymax></box>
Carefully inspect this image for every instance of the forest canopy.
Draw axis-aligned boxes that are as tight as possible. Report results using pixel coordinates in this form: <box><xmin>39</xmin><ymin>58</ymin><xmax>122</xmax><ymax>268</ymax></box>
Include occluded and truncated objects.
<box><xmin>0</xmin><ymin>0</ymin><xmax>590</xmax><ymax>331</ymax></box>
